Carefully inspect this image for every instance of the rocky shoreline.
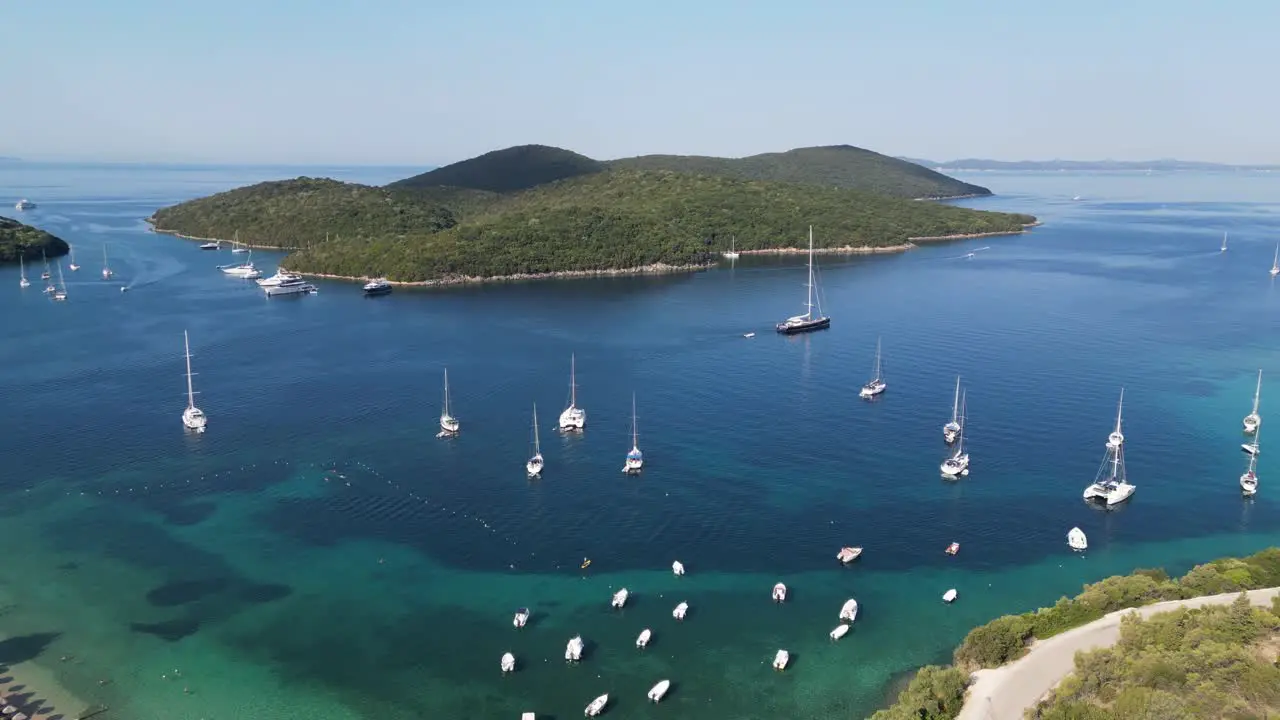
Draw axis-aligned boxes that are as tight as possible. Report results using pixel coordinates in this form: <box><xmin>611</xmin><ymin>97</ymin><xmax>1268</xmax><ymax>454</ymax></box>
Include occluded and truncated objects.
<box><xmin>738</xmin><ymin>224</ymin><xmax>1038</xmax><ymax>256</ymax></box>
<box><xmin>145</xmin><ymin>220</ymin><xmax>299</xmax><ymax>251</ymax></box>
<box><xmin>287</xmin><ymin>262</ymin><xmax>715</xmax><ymax>287</ymax></box>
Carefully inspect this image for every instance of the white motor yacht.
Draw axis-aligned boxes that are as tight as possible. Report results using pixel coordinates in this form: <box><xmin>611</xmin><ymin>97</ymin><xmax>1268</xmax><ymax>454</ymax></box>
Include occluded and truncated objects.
<box><xmin>942</xmin><ymin>589</ymin><xmax>958</xmax><ymax>603</ymax></box>
<box><xmin>15</xmin><ymin>198</ymin><xmax>36</xmax><ymax>211</ymax></box>
<box><xmin>256</xmin><ymin>269</ymin><xmax>303</xmax><ymax>287</ymax></box>
<box><xmin>363</xmin><ymin>277</ymin><xmax>393</xmax><ymax>296</ymax></box>
<box><xmin>859</xmin><ymin>337</ymin><xmax>887</xmax><ymax>398</ymax></box>
<box><xmin>501</xmin><ymin>652</ymin><xmax>516</xmax><ymax>673</ymax></box>
<box><xmin>671</xmin><ymin>560</ymin><xmax>685</xmax><ymax>576</ymax></box>
<box><xmin>559</xmin><ymin>354</ymin><xmax>586</xmax><ymax>430</ymax></box>
<box><xmin>565</xmin><ymin>635</ymin><xmax>584</xmax><ymax>662</ymax></box>
<box><xmin>647</xmin><ymin>679</ymin><xmax>670</xmax><ymax>702</ymax></box>
<box><xmin>830</xmin><ymin>624</ymin><xmax>849</xmax><ymax>640</ymax></box>
<box><xmin>837</xmin><ymin>546</ymin><xmax>863</xmax><ymax>563</ymax></box>
<box><xmin>636</xmin><ymin>628</ymin><xmax>651</xmax><ymax>648</ymax></box>
<box><xmin>772</xmin><ymin>582</ymin><xmax>787</xmax><ymax>602</ymax></box>
<box><xmin>181</xmin><ymin>331</ymin><xmax>207</xmax><ymax>433</ymax></box>
<box><xmin>513</xmin><ymin>608</ymin><xmax>530</xmax><ymax>628</ymax></box>
<box><xmin>263</xmin><ymin>278</ymin><xmax>316</xmax><ymax>296</ymax></box>
<box><xmin>1244</xmin><ymin>370</ymin><xmax>1262</xmax><ymax>434</ymax></box>
<box><xmin>1067</xmin><ymin>527</ymin><xmax>1088</xmax><ymax>551</ymax></box>
<box><xmin>672</xmin><ymin>601</ymin><xmax>689</xmax><ymax>620</ymax></box>
<box><xmin>584</xmin><ymin>694</ymin><xmax>608</xmax><ymax>717</ymax></box>
<box><xmin>611</xmin><ymin>588</ymin><xmax>629</xmax><ymax>608</ymax></box>
<box><xmin>772</xmin><ymin>650</ymin><xmax>790</xmax><ymax>670</ymax></box>
<box><xmin>839</xmin><ymin>598</ymin><xmax>858</xmax><ymax>622</ymax></box>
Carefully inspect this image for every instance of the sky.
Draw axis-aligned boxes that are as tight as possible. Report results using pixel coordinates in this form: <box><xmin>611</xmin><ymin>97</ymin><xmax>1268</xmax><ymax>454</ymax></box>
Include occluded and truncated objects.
<box><xmin>2</xmin><ymin>0</ymin><xmax>1276</xmax><ymax>165</ymax></box>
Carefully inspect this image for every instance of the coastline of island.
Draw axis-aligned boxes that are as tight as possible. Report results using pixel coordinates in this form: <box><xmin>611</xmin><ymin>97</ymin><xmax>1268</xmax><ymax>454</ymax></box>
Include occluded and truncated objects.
<box><xmin>285</xmin><ymin>262</ymin><xmax>716</xmax><ymax>287</ymax></box>
<box><xmin>145</xmin><ymin>220</ymin><xmax>301</xmax><ymax>251</ymax></box>
<box><xmin>738</xmin><ymin>223</ymin><xmax>1040</xmax><ymax>256</ymax></box>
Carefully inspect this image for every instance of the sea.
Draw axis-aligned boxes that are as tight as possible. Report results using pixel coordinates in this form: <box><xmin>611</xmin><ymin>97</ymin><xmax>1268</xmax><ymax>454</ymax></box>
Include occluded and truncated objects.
<box><xmin>1</xmin><ymin>162</ymin><xmax>1279</xmax><ymax>720</ymax></box>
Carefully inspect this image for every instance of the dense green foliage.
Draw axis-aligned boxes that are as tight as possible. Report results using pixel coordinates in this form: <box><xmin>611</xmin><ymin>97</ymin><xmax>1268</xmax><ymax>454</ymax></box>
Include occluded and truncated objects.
<box><xmin>868</xmin><ymin>666</ymin><xmax>968</xmax><ymax>720</ymax></box>
<box><xmin>0</xmin><ymin>216</ymin><xmax>69</xmax><ymax>264</ymax></box>
<box><xmin>954</xmin><ymin>548</ymin><xmax>1280</xmax><ymax>670</ymax></box>
<box><xmin>280</xmin><ymin>171</ymin><xmax>1034</xmax><ymax>282</ymax></box>
<box><xmin>389</xmin><ymin>144</ymin><xmax>605</xmax><ymax>193</ymax></box>
<box><xmin>148</xmin><ymin>178</ymin><xmax>459</xmax><ymax>249</ymax></box>
<box><xmin>1033</xmin><ymin>594</ymin><xmax>1280</xmax><ymax>719</ymax></box>
<box><xmin>609</xmin><ymin>145</ymin><xmax>992</xmax><ymax>199</ymax></box>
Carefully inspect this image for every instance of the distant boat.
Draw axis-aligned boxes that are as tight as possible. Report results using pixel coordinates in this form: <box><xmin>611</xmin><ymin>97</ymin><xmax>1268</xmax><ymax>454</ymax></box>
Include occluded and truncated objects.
<box><xmin>231</xmin><ymin>231</ymin><xmax>249</xmax><ymax>253</ymax></box>
<box><xmin>1221</xmin><ymin>232</ymin><xmax>1229</xmax><ymax>253</ymax></box>
<box><xmin>181</xmin><ymin>331</ymin><xmax>207</xmax><ymax>433</ymax></box>
<box><xmin>942</xmin><ymin>589</ymin><xmax>958</xmax><ymax>603</ymax></box>
<box><xmin>439</xmin><ymin>368</ymin><xmax>460</xmax><ymax>436</ymax></box>
<box><xmin>838</xmin><ymin>598</ymin><xmax>858</xmax><ymax>622</ymax></box>
<box><xmin>559</xmin><ymin>354</ymin><xmax>586</xmax><ymax>430</ymax></box>
<box><xmin>623</xmin><ymin>393</ymin><xmax>643</xmax><ymax>473</ymax></box>
<box><xmin>262</xmin><ymin>278</ymin><xmax>317</xmax><ymax>296</ymax></box>
<box><xmin>837</xmin><ymin>546</ymin><xmax>862</xmax><ymax>563</ymax></box>
<box><xmin>940</xmin><ymin>389</ymin><xmax>970</xmax><ymax>478</ymax></box>
<box><xmin>1071</xmin><ymin>195</ymin><xmax>1082</xmax><ymax>202</ymax></box>
<box><xmin>526</xmin><ymin>404</ymin><xmax>544</xmax><ymax>477</ymax></box>
<box><xmin>501</xmin><ymin>652</ymin><xmax>516</xmax><ymax>673</ymax></box>
<box><xmin>67</xmin><ymin>244</ymin><xmax>80</xmax><ymax>271</ymax></box>
<box><xmin>40</xmin><ymin>250</ymin><xmax>51</xmax><ymax>280</ymax></box>
<box><xmin>636</xmin><ymin>628</ymin><xmax>651</xmax><ymax>648</ymax></box>
<box><xmin>199</xmin><ymin>241</ymin><xmax>220</xmax><ymax>250</ymax></box>
<box><xmin>647</xmin><ymin>679</ymin><xmax>670</xmax><ymax>702</ymax></box>
<box><xmin>513</xmin><ymin>608</ymin><xmax>530</xmax><ymax>628</ymax></box>
<box><xmin>219</xmin><ymin>250</ymin><xmax>259</xmax><ymax>279</ymax></box>
<box><xmin>943</xmin><ymin>376</ymin><xmax>962</xmax><ymax>443</ymax></box>
<box><xmin>671</xmin><ymin>560</ymin><xmax>684</xmax><ymax>576</ymax></box>
<box><xmin>945</xmin><ymin>542</ymin><xmax>960</xmax><ymax>555</ymax></box>
<box><xmin>672</xmin><ymin>601</ymin><xmax>688</xmax><ymax>620</ymax></box>
<box><xmin>611</xmin><ymin>588</ymin><xmax>628</xmax><ymax>608</ymax></box>
<box><xmin>584</xmin><ymin>694</ymin><xmax>608</xmax><ymax>717</ymax></box>
<box><xmin>1067</xmin><ymin>527</ymin><xmax>1087</xmax><ymax>551</ymax></box>
<box><xmin>859</xmin><ymin>337</ymin><xmax>887</xmax><ymax>398</ymax></box>
<box><xmin>101</xmin><ymin>244</ymin><xmax>113</xmax><ymax>280</ymax></box>
<box><xmin>1083</xmin><ymin>388</ymin><xmax>1136</xmax><ymax>506</ymax></box>
<box><xmin>363</xmin><ymin>277</ymin><xmax>393</xmax><ymax>296</ymax></box>
<box><xmin>772</xmin><ymin>650</ymin><xmax>789</xmax><ymax>670</ymax></box>
<box><xmin>52</xmin><ymin>262</ymin><xmax>67</xmax><ymax>302</ymax></box>
<box><xmin>743</xmin><ymin>332</ymin><xmax>755</xmax><ymax>338</ymax></box>
<box><xmin>1241</xmin><ymin>425</ymin><xmax>1261</xmax><ymax>497</ymax></box>
<box><xmin>772</xmin><ymin>583</ymin><xmax>787</xmax><ymax>602</ymax></box>
<box><xmin>14</xmin><ymin>198</ymin><xmax>35</xmax><ymax>211</ymax></box>
<box><xmin>775</xmin><ymin>226</ymin><xmax>830</xmax><ymax>334</ymax></box>
<box><xmin>1243</xmin><ymin>370</ymin><xmax>1262</xmax><ymax>434</ymax></box>
<box><xmin>723</xmin><ymin>235</ymin><xmax>740</xmax><ymax>260</ymax></box>
<box><xmin>18</xmin><ymin>256</ymin><xmax>29</xmax><ymax>288</ymax></box>
<box><xmin>564</xmin><ymin>635</ymin><xmax>584</xmax><ymax>662</ymax></box>
<box><xmin>830</xmin><ymin>624</ymin><xmax>849</xmax><ymax>640</ymax></box>
<box><xmin>1271</xmin><ymin>244</ymin><xmax>1279</xmax><ymax>277</ymax></box>
<box><xmin>256</xmin><ymin>270</ymin><xmax>303</xmax><ymax>287</ymax></box>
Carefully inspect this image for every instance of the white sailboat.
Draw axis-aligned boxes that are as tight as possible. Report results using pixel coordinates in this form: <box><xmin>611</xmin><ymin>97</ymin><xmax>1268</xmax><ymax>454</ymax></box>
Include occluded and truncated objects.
<box><xmin>526</xmin><ymin>404</ymin><xmax>544</xmax><ymax>477</ymax></box>
<box><xmin>1083</xmin><ymin>388</ymin><xmax>1135</xmax><ymax>506</ymax></box>
<box><xmin>623</xmin><ymin>393</ymin><xmax>643</xmax><ymax>473</ymax></box>
<box><xmin>220</xmin><ymin>250</ymin><xmax>260</xmax><ymax>279</ymax></box>
<box><xmin>940</xmin><ymin>390</ymin><xmax>969</xmax><ymax>477</ymax></box>
<box><xmin>559</xmin><ymin>354</ymin><xmax>586</xmax><ymax>430</ymax></box>
<box><xmin>68</xmin><ymin>244</ymin><xmax>80</xmax><ymax>271</ymax></box>
<box><xmin>1067</xmin><ymin>527</ymin><xmax>1088</xmax><ymax>551</ymax></box>
<box><xmin>231</xmin><ymin>230</ymin><xmax>249</xmax><ymax>253</ymax></box>
<box><xmin>1244</xmin><ymin>370</ymin><xmax>1262</xmax><ymax>434</ymax></box>
<box><xmin>1221</xmin><ymin>231</ymin><xmax>1228</xmax><ymax>253</ymax></box>
<box><xmin>181</xmin><ymin>330</ymin><xmax>207</xmax><ymax>433</ymax></box>
<box><xmin>859</xmin><ymin>337</ymin><xmax>886</xmax><ymax>398</ymax></box>
<box><xmin>1241</xmin><ymin>425</ymin><xmax>1260</xmax><ymax>497</ymax></box>
<box><xmin>775</xmin><ymin>226</ymin><xmax>831</xmax><ymax>334</ymax></box>
<box><xmin>18</xmin><ymin>256</ymin><xmax>29</xmax><ymax>288</ymax></box>
<box><xmin>943</xmin><ymin>375</ymin><xmax>962</xmax><ymax>443</ymax></box>
<box><xmin>439</xmin><ymin>368</ymin><xmax>460</xmax><ymax>436</ymax></box>
<box><xmin>723</xmin><ymin>235</ymin><xmax>739</xmax><ymax>260</ymax></box>
<box><xmin>101</xmin><ymin>244</ymin><xmax>113</xmax><ymax>279</ymax></box>
<box><xmin>40</xmin><ymin>250</ymin><xmax>51</xmax><ymax>280</ymax></box>
<box><xmin>1271</xmin><ymin>244</ymin><xmax>1280</xmax><ymax>277</ymax></box>
<box><xmin>52</xmin><ymin>262</ymin><xmax>67</xmax><ymax>301</ymax></box>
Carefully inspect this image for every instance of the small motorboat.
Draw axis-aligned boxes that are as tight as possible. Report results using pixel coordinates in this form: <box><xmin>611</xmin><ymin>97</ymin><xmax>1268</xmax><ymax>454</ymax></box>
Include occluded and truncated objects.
<box><xmin>772</xmin><ymin>582</ymin><xmax>787</xmax><ymax>602</ymax></box>
<box><xmin>636</xmin><ymin>628</ymin><xmax>652</xmax><ymax>648</ymax></box>
<box><xmin>513</xmin><ymin>607</ymin><xmax>530</xmax><ymax>628</ymax></box>
<box><xmin>672</xmin><ymin>560</ymin><xmax>685</xmax><ymax>576</ymax></box>
<box><xmin>837</xmin><ymin>546</ymin><xmax>863</xmax><ymax>563</ymax></box>
<box><xmin>584</xmin><ymin>694</ymin><xmax>609</xmax><ymax>717</ymax></box>
<box><xmin>611</xmin><ymin>588</ymin><xmax>629</xmax><ymax>608</ymax></box>
<box><xmin>942</xmin><ymin>589</ymin><xmax>958</xmax><ymax>603</ymax></box>
<box><xmin>522</xmin><ymin>714</ymin><xmax>535</xmax><ymax>720</ymax></box>
<box><xmin>581</xmin><ymin>558</ymin><xmax>592</xmax><ymax>570</ymax></box>
<box><xmin>839</xmin><ymin>598</ymin><xmax>858</xmax><ymax>622</ymax></box>
<box><xmin>830</xmin><ymin>624</ymin><xmax>849</xmax><ymax>640</ymax></box>
<box><xmin>773</xmin><ymin>649</ymin><xmax>790</xmax><ymax>670</ymax></box>
<box><xmin>743</xmin><ymin>332</ymin><xmax>755</xmax><ymax>338</ymax></box>
<box><xmin>945</xmin><ymin>542</ymin><xmax>960</xmax><ymax>556</ymax></box>
<box><xmin>199</xmin><ymin>241</ymin><xmax>219</xmax><ymax>250</ymax></box>
<box><xmin>1243</xmin><ymin>440</ymin><xmax>1260</xmax><ymax>456</ymax></box>
<box><xmin>565</xmin><ymin>635</ymin><xmax>584</xmax><ymax>662</ymax></box>
<box><xmin>648</xmin><ymin>679</ymin><xmax>671</xmax><ymax>702</ymax></box>
<box><xmin>501</xmin><ymin>652</ymin><xmax>516</xmax><ymax>673</ymax></box>
<box><xmin>1067</xmin><ymin>527</ymin><xmax>1088</xmax><ymax>551</ymax></box>
<box><xmin>672</xmin><ymin>601</ymin><xmax>689</xmax><ymax>620</ymax></box>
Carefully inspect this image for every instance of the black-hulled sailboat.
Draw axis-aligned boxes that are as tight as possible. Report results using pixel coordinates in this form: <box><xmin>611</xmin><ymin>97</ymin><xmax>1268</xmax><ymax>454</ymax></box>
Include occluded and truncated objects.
<box><xmin>775</xmin><ymin>226</ymin><xmax>830</xmax><ymax>335</ymax></box>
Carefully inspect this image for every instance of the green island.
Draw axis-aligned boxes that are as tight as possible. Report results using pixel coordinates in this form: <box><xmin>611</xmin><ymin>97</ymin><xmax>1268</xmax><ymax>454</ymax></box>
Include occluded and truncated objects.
<box><xmin>149</xmin><ymin>144</ymin><xmax>1036</xmax><ymax>284</ymax></box>
<box><xmin>871</xmin><ymin>547</ymin><xmax>1280</xmax><ymax>720</ymax></box>
<box><xmin>0</xmin><ymin>215</ymin><xmax>70</xmax><ymax>264</ymax></box>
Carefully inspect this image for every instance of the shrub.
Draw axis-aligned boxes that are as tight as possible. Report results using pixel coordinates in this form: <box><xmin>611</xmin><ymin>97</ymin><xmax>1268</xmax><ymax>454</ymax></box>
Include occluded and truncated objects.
<box><xmin>868</xmin><ymin>665</ymin><xmax>968</xmax><ymax>720</ymax></box>
<box><xmin>954</xmin><ymin>615</ymin><xmax>1032</xmax><ymax>668</ymax></box>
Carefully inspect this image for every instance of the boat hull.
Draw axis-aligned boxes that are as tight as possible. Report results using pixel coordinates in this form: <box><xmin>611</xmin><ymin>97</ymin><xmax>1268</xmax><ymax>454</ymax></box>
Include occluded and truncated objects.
<box><xmin>776</xmin><ymin>317</ymin><xmax>831</xmax><ymax>335</ymax></box>
<box><xmin>363</xmin><ymin>285</ymin><xmax>393</xmax><ymax>296</ymax></box>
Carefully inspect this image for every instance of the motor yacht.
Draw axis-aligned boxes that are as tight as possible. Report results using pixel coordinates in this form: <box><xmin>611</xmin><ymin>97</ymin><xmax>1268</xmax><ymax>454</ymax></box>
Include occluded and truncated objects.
<box><xmin>256</xmin><ymin>269</ymin><xmax>303</xmax><ymax>287</ymax></box>
<box><xmin>363</xmin><ymin>277</ymin><xmax>393</xmax><ymax>296</ymax></box>
<box><xmin>263</xmin><ymin>278</ymin><xmax>317</xmax><ymax>296</ymax></box>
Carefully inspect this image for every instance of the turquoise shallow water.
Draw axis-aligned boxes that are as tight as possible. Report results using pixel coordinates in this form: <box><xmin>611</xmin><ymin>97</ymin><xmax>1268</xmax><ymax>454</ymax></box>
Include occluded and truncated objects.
<box><xmin>1</xmin><ymin>164</ymin><xmax>1279</xmax><ymax>719</ymax></box>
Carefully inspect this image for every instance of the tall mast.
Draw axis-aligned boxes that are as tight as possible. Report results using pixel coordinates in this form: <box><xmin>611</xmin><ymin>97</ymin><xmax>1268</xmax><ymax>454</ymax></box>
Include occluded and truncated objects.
<box><xmin>1114</xmin><ymin>388</ymin><xmax>1124</xmax><ymax>435</ymax></box>
<box><xmin>442</xmin><ymin>368</ymin><xmax>450</xmax><ymax>416</ymax></box>
<box><xmin>184</xmin><ymin>331</ymin><xmax>197</xmax><ymax>409</ymax></box>
<box><xmin>957</xmin><ymin>389</ymin><xmax>966</xmax><ymax>452</ymax></box>
<box><xmin>532</xmin><ymin>403</ymin><xmax>540</xmax><ymax>453</ymax></box>
<box><xmin>873</xmin><ymin>337</ymin><xmax>882</xmax><ymax>380</ymax></box>
<box><xmin>57</xmin><ymin>262</ymin><xmax>65</xmax><ymax>292</ymax></box>
<box><xmin>951</xmin><ymin>376</ymin><xmax>961</xmax><ymax>423</ymax></box>
<box><xmin>1253</xmin><ymin>370</ymin><xmax>1262</xmax><ymax>414</ymax></box>
<box><xmin>631</xmin><ymin>393</ymin><xmax>638</xmax><ymax>448</ymax></box>
<box><xmin>569</xmin><ymin>354</ymin><xmax>577</xmax><ymax>408</ymax></box>
<box><xmin>805</xmin><ymin>226</ymin><xmax>815</xmax><ymax>320</ymax></box>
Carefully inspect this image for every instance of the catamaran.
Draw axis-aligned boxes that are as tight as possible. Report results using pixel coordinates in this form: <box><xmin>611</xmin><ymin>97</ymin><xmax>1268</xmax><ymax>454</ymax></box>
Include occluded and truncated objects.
<box><xmin>526</xmin><ymin>404</ymin><xmax>544</xmax><ymax>477</ymax></box>
<box><xmin>859</xmin><ymin>337</ymin><xmax>887</xmax><ymax>398</ymax></box>
<box><xmin>68</xmin><ymin>244</ymin><xmax>80</xmax><ymax>271</ymax></box>
<box><xmin>1241</xmin><ymin>425</ymin><xmax>1260</xmax><ymax>497</ymax></box>
<box><xmin>439</xmin><ymin>368</ymin><xmax>460</xmax><ymax>436</ymax></box>
<box><xmin>775</xmin><ymin>226</ymin><xmax>830</xmax><ymax>334</ymax></box>
<box><xmin>623</xmin><ymin>393</ymin><xmax>643</xmax><ymax>473</ymax></box>
<box><xmin>1083</xmin><ymin>388</ymin><xmax>1135</xmax><ymax>506</ymax></box>
<box><xmin>1244</xmin><ymin>370</ymin><xmax>1262</xmax><ymax>434</ymax></box>
<box><xmin>181</xmin><ymin>330</ymin><xmax>207</xmax><ymax>433</ymax></box>
<box><xmin>18</xmin><ymin>256</ymin><xmax>29</xmax><ymax>288</ymax></box>
<box><xmin>102</xmin><ymin>244</ymin><xmax>113</xmax><ymax>279</ymax></box>
<box><xmin>940</xmin><ymin>390</ymin><xmax>969</xmax><ymax>477</ymax></box>
<box><xmin>723</xmin><ymin>235</ymin><xmax>739</xmax><ymax>260</ymax></box>
<box><xmin>558</xmin><ymin>354</ymin><xmax>586</xmax><ymax>430</ymax></box>
<box><xmin>52</xmin><ymin>262</ymin><xmax>67</xmax><ymax>301</ymax></box>
<box><xmin>943</xmin><ymin>375</ymin><xmax>961</xmax><ymax>443</ymax></box>
<box><xmin>1270</xmin><ymin>244</ymin><xmax>1279</xmax><ymax>277</ymax></box>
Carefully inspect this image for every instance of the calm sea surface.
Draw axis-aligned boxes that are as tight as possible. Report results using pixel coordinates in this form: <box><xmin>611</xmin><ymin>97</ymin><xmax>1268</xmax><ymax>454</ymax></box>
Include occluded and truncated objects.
<box><xmin>1</xmin><ymin>163</ymin><xmax>1279</xmax><ymax>719</ymax></box>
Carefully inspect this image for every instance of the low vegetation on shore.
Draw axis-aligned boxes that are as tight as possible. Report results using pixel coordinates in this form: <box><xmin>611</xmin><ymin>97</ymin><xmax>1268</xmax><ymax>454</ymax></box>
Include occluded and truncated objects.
<box><xmin>150</xmin><ymin>143</ymin><xmax>1035</xmax><ymax>284</ymax></box>
<box><xmin>870</xmin><ymin>547</ymin><xmax>1280</xmax><ymax>720</ymax></box>
<box><xmin>0</xmin><ymin>215</ymin><xmax>69</xmax><ymax>264</ymax></box>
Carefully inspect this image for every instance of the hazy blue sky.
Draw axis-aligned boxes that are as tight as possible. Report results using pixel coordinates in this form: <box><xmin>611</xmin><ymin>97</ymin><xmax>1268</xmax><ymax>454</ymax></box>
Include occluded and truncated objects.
<box><xmin>3</xmin><ymin>1</ymin><xmax>1274</xmax><ymax>165</ymax></box>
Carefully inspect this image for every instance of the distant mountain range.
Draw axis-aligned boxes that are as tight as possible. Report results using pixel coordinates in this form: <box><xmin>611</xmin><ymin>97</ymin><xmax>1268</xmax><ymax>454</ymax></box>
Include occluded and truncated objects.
<box><xmin>900</xmin><ymin>158</ymin><xmax>1280</xmax><ymax>172</ymax></box>
<box><xmin>0</xmin><ymin>156</ymin><xmax>20</xmax><ymax>163</ymax></box>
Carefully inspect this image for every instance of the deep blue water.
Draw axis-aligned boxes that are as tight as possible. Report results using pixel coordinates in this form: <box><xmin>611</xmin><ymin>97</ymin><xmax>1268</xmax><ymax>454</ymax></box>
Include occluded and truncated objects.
<box><xmin>1</xmin><ymin>163</ymin><xmax>1279</xmax><ymax>719</ymax></box>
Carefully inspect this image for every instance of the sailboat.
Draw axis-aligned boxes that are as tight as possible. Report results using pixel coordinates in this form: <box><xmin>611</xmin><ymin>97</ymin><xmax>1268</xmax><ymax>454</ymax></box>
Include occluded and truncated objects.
<box><xmin>859</xmin><ymin>337</ymin><xmax>887</xmax><ymax>398</ymax></box>
<box><xmin>40</xmin><ymin>250</ymin><xmax>51</xmax><ymax>280</ymax></box>
<box><xmin>723</xmin><ymin>235</ymin><xmax>740</xmax><ymax>260</ymax></box>
<box><xmin>52</xmin><ymin>262</ymin><xmax>67</xmax><ymax>301</ymax></box>
<box><xmin>1221</xmin><ymin>232</ymin><xmax>1228</xmax><ymax>253</ymax></box>
<box><xmin>775</xmin><ymin>226</ymin><xmax>831</xmax><ymax>334</ymax></box>
<box><xmin>181</xmin><ymin>330</ymin><xmax>207</xmax><ymax>433</ymax></box>
<box><xmin>623</xmin><ymin>393</ymin><xmax>643</xmax><ymax>474</ymax></box>
<box><xmin>439</xmin><ymin>368</ymin><xmax>460</xmax><ymax>436</ymax></box>
<box><xmin>1270</xmin><ymin>244</ymin><xmax>1279</xmax><ymax>277</ymax></box>
<box><xmin>940</xmin><ymin>390</ymin><xmax>969</xmax><ymax>477</ymax></box>
<box><xmin>18</xmin><ymin>256</ymin><xmax>29</xmax><ymax>288</ymax></box>
<box><xmin>231</xmin><ymin>230</ymin><xmax>249</xmax><ymax>253</ymax></box>
<box><xmin>220</xmin><ymin>249</ymin><xmax>260</xmax><ymax>279</ymax></box>
<box><xmin>526</xmin><ymin>404</ymin><xmax>544</xmax><ymax>477</ymax></box>
<box><xmin>101</xmin><ymin>244</ymin><xmax>114</xmax><ymax>279</ymax></box>
<box><xmin>558</xmin><ymin>354</ymin><xmax>586</xmax><ymax>430</ymax></box>
<box><xmin>1241</xmin><ymin>425</ymin><xmax>1260</xmax><ymax>497</ymax></box>
<box><xmin>943</xmin><ymin>375</ymin><xmax>962</xmax><ymax>443</ymax></box>
<box><xmin>68</xmin><ymin>244</ymin><xmax>80</xmax><ymax>271</ymax></box>
<box><xmin>1083</xmin><ymin>388</ymin><xmax>1135</xmax><ymax>506</ymax></box>
<box><xmin>1243</xmin><ymin>370</ymin><xmax>1262</xmax><ymax>434</ymax></box>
